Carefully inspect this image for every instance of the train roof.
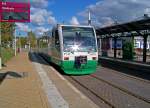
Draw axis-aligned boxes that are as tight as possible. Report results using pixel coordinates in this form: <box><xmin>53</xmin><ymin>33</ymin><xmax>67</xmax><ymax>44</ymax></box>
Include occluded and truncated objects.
<box><xmin>57</xmin><ymin>24</ymin><xmax>94</xmax><ymax>28</ymax></box>
<box><xmin>51</xmin><ymin>24</ymin><xmax>95</xmax><ymax>31</ymax></box>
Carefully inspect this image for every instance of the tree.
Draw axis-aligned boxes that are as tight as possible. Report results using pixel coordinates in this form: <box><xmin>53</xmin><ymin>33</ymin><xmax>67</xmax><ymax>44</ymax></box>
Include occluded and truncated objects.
<box><xmin>122</xmin><ymin>42</ymin><xmax>134</xmax><ymax>60</ymax></box>
<box><xmin>27</xmin><ymin>31</ymin><xmax>37</xmax><ymax>48</ymax></box>
<box><xmin>20</xmin><ymin>37</ymin><xmax>27</xmax><ymax>48</ymax></box>
<box><xmin>16</xmin><ymin>36</ymin><xmax>27</xmax><ymax>48</ymax></box>
<box><xmin>1</xmin><ymin>22</ymin><xmax>15</xmax><ymax>47</ymax></box>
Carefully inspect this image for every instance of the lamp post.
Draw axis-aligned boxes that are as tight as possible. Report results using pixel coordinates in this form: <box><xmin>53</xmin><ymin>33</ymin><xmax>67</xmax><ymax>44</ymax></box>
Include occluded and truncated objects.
<box><xmin>0</xmin><ymin>23</ymin><xmax>2</xmax><ymax>69</ymax></box>
<box><xmin>88</xmin><ymin>10</ymin><xmax>91</xmax><ymax>25</ymax></box>
<box><xmin>14</xmin><ymin>27</ymin><xmax>17</xmax><ymax>56</ymax></box>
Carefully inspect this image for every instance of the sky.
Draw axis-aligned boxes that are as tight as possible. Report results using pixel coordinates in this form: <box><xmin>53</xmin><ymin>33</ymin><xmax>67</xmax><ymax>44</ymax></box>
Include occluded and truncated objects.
<box><xmin>15</xmin><ymin>0</ymin><xmax>150</xmax><ymax>37</ymax></box>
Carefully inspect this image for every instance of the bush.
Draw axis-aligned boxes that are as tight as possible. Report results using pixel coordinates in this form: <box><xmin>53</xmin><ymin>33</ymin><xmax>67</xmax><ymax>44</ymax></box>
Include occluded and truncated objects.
<box><xmin>1</xmin><ymin>47</ymin><xmax>14</xmax><ymax>64</ymax></box>
<box><xmin>122</xmin><ymin>42</ymin><xmax>134</xmax><ymax>60</ymax></box>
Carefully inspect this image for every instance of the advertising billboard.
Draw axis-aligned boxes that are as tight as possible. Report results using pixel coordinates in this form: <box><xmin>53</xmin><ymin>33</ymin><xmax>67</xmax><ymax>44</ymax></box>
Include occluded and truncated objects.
<box><xmin>0</xmin><ymin>0</ymin><xmax>30</xmax><ymax>22</ymax></box>
<box><xmin>112</xmin><ymin>39</ymin><xmax>123</xmax><ymax>49</ymax></box>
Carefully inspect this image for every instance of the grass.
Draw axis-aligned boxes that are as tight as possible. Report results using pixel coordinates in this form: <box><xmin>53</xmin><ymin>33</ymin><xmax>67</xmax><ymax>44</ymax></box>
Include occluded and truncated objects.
<box><xmin>1</xmin><ymin>47</ymin><xmax>14</xmax><ymax>65</ymax></box>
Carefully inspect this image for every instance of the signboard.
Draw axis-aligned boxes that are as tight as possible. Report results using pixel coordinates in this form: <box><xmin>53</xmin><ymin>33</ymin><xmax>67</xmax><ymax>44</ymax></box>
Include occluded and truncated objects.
<box><xmin>101</xmin><ymin>38</ymin><xmax>110</xmax><ymax>50</ymax></box>
<box><xmin>112</xmin><ymin>39</ymin><xmax>122</xmax><ymax>49</ymax></box>
<box><xmin>0</xmin><ymin>0</ymin><xmax>30</xmax><ymax>22</ymax></box>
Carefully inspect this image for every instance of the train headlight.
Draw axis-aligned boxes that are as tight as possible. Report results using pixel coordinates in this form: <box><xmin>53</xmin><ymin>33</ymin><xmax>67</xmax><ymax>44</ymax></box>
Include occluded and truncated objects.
<box><xmin>72</xmin><ymin>45</ymin><xmax>79</xmax><ymax>51</ymax></box>
<box><xmin>64</xmin><ymin>57</ymin><xmax>69</xmax><ymax>60</ymax></box>
<box><xmin>92</xmin><ymin>57</ymin><xmax>97</xmax><ymax>60</ymax></box>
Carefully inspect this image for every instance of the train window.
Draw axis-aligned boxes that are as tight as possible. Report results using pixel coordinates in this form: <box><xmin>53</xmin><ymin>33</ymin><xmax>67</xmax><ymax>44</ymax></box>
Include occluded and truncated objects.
<box><xmin>52</xmin><ymin>30</ymin><xmax>54</xmax><ymax>38</ymax></box>
<box><xmin>55</xmin><ymin>30</ymin><xmax>60</xmax><ymax>48</ymax></box>
<box><xmin>51</xmin><ymin>30</ymin><xmax>55</xmax><ymax>46</ymax></box>
<box><xmin>62</xmin><ymin>26</ymin><xmax>97</xmax><ymax>52</ymax></box>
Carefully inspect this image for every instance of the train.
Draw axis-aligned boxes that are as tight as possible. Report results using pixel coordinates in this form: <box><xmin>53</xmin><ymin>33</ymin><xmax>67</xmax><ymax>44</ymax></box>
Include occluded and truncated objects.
<box><xmin>41</xmin><ymin>24</ymin><xmax>98</xmax><ymax>75</ymax></box>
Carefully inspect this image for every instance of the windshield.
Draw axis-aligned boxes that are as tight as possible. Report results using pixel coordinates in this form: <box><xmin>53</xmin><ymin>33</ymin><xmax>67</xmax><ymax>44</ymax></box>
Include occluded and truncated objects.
<box><xmin>62</xmin><ymin>26</ymin><xmax>97</xmax><ymax>52</ymax></box>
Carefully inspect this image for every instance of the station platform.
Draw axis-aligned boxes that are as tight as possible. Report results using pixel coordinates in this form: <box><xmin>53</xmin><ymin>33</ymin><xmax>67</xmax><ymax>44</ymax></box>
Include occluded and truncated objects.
<box><xmin>99</xmin><ymin>57</ymin><xmax>150</xmax><ymax>72</ymax></box>
<box><xmin>0</xmin><ymin>52</ymin><xmax>98</xmax><ymax>108</ymax></box>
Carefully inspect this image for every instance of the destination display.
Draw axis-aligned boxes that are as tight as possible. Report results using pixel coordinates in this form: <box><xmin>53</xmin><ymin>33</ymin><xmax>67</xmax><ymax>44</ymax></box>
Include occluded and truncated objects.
<box><xmin>0</xmin><ymin>0</ymin><xmax>30</xmax><ymax>22</ymax></box>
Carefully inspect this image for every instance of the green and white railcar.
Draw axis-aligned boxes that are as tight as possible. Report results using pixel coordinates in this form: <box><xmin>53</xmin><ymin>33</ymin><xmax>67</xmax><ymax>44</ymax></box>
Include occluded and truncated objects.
<box><xmin>50</xmin><ymin>24</ymin><xmax>98</xmax><ymax>75</ymax></box>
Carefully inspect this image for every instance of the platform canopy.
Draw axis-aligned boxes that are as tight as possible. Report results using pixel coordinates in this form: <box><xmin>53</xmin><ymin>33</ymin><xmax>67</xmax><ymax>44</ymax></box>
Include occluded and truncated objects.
<box><xmin>96</xmin><ymin>18</ymin><xmax>150</xmax><ymax>38</ymax></box>
<box><xmin>96</xmin><ymin>17</ymin><xmax>150</xmax><ymax>62</ymax></box>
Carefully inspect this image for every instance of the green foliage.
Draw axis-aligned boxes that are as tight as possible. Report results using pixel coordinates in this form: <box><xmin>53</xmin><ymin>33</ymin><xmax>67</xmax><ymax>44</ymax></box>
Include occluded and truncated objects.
<box><xmin>40</xmin><ymin>42</ymin><xmax>48</xmax><ymax>48</ymax></box>
<box><xmin>122</xmin><ymin>42</ymin><xmax>134</xmax><ymax>60</ymax></box>
<box><xmin>28</xmin><ymin>31</ymin><xmax>37</xmax><ymax>48</ymax></box>
<box><xmin>1</xmin><ymin>22</ymin><xmax>15</xmax><ymax>46</ymax></box>
<box><xmin>16</xmin><ymin>37</ymin><xmax>28</xmax><ymax>48</ymax></box>
<box><xmin>1</xmin><ymin>47</ymin><xmax>14</xmax><ymax>64</ymax></box>
<box><xmin>20</xmin><ymin>37</ymin><xmax>27</xmax><ymax>48</ymax></box>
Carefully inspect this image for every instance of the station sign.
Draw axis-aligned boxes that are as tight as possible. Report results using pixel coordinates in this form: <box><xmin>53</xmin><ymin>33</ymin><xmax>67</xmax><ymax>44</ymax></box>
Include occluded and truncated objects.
<box><xmin>0</xmin><ymin>0</ymin><xmax>30</xmax><ymax>22</ymax></box>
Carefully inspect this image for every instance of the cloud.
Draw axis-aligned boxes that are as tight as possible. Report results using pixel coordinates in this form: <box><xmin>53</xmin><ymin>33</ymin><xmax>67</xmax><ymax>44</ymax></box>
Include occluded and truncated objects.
<box><xmin>48</xmin><ymin>16</ymin><xmax>57</xmax><ymax>25</ymax></box>
<box><xmin>30</xmin><ymin>8</ymin><xmax>57</xmax><ymax>26</ymax></box>
<box><xmin>100</xmin><ymin>17</ymin><xmax>115</xmax><ymax>27</ymax></box>
<box><xmin>30</xmin><ymin>1</ymin><xmax>57</xmax><ymax>26</ymax></box>
<box><xmin>31</xmin><ymin>15</ymin><xmax>45</xmax><ymax>26</ymax></box>
<box><xmin>16</xmin><ymin>23</ymin><xmax>31</xmax><ymax>32</ymax></box>
<box><xmin>30</xmin><ymin>0</ymin><xmax>51</xmax><ymax>8</ymax></box>
<box><xmin>145</xmin><ymin>8</ymin><xmax>150</xmax><ymax>14</ymax></box>
<box><xmin>34</xmin><ymin>27</ymin><xmax>49</xmax><ymax>36</ymax></box>
<box><xmin>79</xmin><ymin>0</ymin><xmax>150</xmax><ymax>27</ymax></box>
<box><xmin>70</xmin><ymin>16</ymin><xmax>80</xmax><ymax>25</ymax></box>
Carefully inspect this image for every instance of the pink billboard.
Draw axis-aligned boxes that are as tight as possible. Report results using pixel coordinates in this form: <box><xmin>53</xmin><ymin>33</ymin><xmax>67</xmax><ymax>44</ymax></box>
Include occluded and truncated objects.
<box><xmin>0</xmin><ymin>1</ymin><xmax>30</xmax><ymax>22</ymax></box>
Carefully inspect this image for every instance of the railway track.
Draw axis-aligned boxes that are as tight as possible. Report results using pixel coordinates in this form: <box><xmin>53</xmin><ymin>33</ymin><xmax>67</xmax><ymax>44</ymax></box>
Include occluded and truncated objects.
<box><xmin>97</xmin><ymin>66</ymin><xmax>150</xmax><ymax>84</ymax></box>
<box><xmin>69</xmin><ymin>75</ymin><xmax>150</xmax><ymax>108</ymax></box>
<box><xmin>90</xmin><ymin>74</ymin><xmax>150</xmax><ymax>104</ymax></box>
<box><xmin>95</xmin><ymin>66</ymin><xmax>150</xmax><ymax>102</ymax></box>
<box><xmin>37</xmin><ymin>53</ymin><xmax>112</xmax><ymax>107</ymax></box>
<box><xmin>69</xmin><ymin>76</ymin><xmax>115</xmax><ymax>108</ymax></box>
<box><xmin>38</xmin><ymin>53</ymin><xmax>150</xmax><ymax>108</ymax></box>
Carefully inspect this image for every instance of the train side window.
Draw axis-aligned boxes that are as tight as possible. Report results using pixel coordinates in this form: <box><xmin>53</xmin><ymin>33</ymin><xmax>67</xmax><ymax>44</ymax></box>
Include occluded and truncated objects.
<box><xmin>51</xmin><ymin>30</ymin><xmax>55</xmax><ymax>46</ymax></box>
<box><xmin>55</xmin><ymin>30</ymin><xmax>60</xmax><ymax>47</ymax></box>
<box><xmin>52</xmin><ymin>30</ymin><xmax>54</xmax><ymax>38</ymax></box>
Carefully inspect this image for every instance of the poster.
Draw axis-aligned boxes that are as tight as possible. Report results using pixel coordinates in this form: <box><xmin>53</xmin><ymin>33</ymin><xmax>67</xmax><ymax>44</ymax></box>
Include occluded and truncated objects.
<box><xmin>0</xmin><ymin>0</ymin><xmax>30</xmax><ymax>22</ymax></box>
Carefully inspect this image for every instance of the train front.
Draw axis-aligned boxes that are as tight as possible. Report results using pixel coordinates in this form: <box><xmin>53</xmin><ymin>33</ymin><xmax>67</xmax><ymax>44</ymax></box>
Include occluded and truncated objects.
<box><xmin>61</xmin><ymin>25</ymin><xmax>98</xmax><ymax>75</ymax></box>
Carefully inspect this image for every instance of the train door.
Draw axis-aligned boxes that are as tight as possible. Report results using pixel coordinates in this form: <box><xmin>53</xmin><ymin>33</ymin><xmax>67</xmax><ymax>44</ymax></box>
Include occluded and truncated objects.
<box><xmin>51</xmin><ymin>28</ymin><xmax>61</xmax><ymax>64</ymax></box>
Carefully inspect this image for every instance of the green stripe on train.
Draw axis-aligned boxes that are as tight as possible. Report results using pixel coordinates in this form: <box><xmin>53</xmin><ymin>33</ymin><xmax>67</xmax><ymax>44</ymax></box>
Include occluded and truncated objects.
<box><xmin>51</xmin><ymin>57</ymin><xmax>61</xmax><ymax>65</ymax></box>
<box><xmin>61</xmin><ymin>60</ymin><xmax>98</xmax><ymax>75</ymax></box>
